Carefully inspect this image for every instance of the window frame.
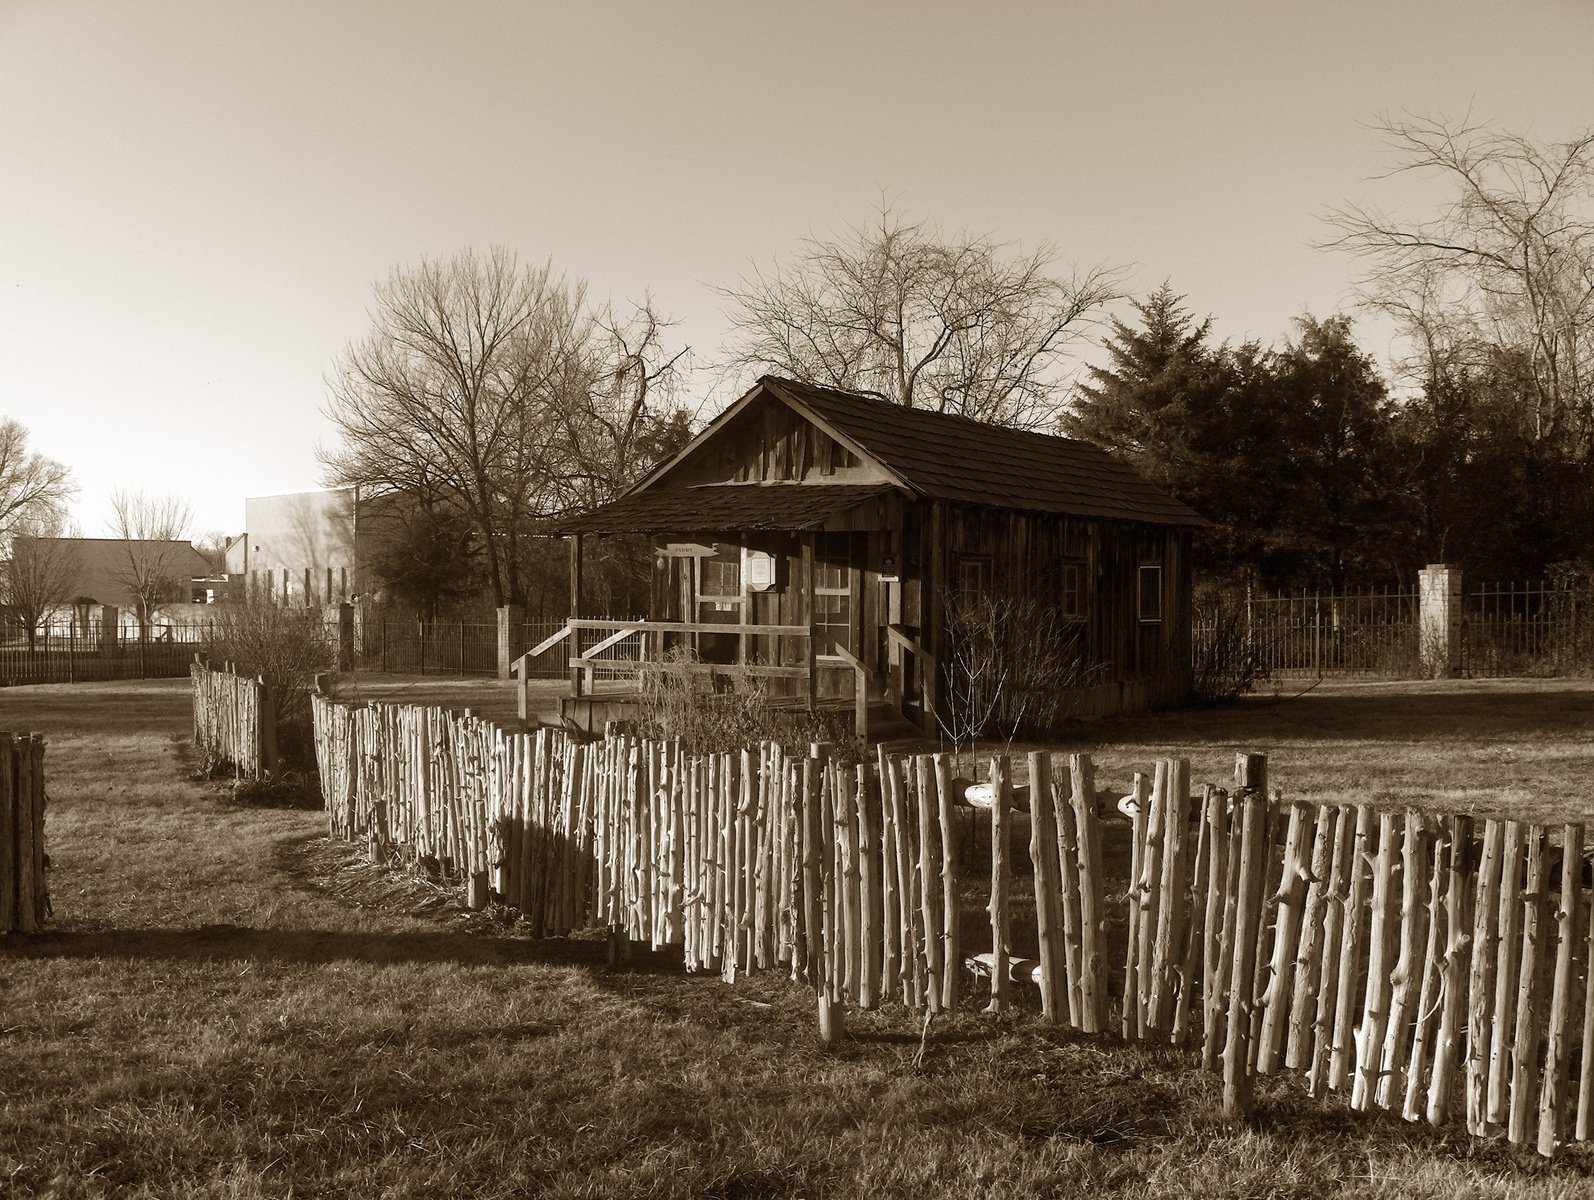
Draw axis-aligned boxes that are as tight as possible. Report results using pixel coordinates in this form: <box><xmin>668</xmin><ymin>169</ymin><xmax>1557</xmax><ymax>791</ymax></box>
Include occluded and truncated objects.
<box><xmin>1059</xmin><ymin>559</ymin><xmax>1087</xmax><ymax>623</ymax></box>
<box><xmin>1137</xmin><ymin>563</ymin><xmax>1164</xmax><ymax>624</ymax></box>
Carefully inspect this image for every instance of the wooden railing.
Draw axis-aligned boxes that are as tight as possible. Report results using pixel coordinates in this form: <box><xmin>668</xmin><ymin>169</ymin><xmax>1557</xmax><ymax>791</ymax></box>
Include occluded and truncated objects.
<box><xmin>512</xmin><ymin>617</ymin><xmax>942</xmax><ymax>739</ymax></box>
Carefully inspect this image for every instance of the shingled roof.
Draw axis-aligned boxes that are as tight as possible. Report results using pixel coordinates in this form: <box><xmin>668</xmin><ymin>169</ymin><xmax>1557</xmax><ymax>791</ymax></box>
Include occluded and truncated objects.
<box><xmin>563</xmin><ymin>375</ymin><xmax>1206</xmax><ymax>534</ymax></box>
<box><xmin>760</xmin><ymin>377</ymin><xmax>1206</xmax><ymax>527</ymax></box>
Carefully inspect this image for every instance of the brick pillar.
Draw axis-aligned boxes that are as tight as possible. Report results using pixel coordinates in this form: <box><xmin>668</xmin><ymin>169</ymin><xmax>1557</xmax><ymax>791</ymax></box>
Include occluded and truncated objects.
<box><xmin>498</xmin><ymin>604</ymin><xmax>526</xmax><ymax>681</ymax></box>
<box><xmin>1418</xmin><ymin>564</ymin><xmax>1462</xmax><ymax>678</ymax></box>
<box><xmin>98</xmin><ymin>605</ymin><xmax>119</xmax><ymax>650</ymax></box>
<box><xmin>335</xmin><ymin>602</ymin><xmax>355</xmax><ymax>672</ymax></box>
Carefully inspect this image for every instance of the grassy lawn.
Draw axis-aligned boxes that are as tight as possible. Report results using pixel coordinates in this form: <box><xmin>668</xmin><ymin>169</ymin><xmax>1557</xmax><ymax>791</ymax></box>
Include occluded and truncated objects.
<box><xmin>3</xmin><ymin>677</ymin><xmax>1594</xmax><ymax>1197</ymax></box>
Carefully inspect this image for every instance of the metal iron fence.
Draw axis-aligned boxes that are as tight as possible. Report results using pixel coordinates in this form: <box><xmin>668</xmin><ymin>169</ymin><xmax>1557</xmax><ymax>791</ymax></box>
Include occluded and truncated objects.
<box><xmin>1194</xmin><ymin>587</ymin><xmax>1420</xmax><ymax>679</ymax></box>
<box><xmin>0</xmin><ymin>616</ymin><xmax>217</xmax><ymax>685</ymax></box>
<box><xmin>1463</xmin><ymin>580</ymin><xmax>1594</xmax><ymax>678</ymax></box>
<box><xmin>353</xmin><ymin>617</ymin><xmax>500</xmax><ymax>676</ymax></box>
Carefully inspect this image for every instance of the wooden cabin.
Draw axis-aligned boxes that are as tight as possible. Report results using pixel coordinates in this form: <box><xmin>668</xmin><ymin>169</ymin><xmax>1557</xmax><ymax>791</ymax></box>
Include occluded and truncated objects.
<box><xmin>548</xmin><ymin>375</ymin><xmax>1206</xmax><ymax>736</ymax></box>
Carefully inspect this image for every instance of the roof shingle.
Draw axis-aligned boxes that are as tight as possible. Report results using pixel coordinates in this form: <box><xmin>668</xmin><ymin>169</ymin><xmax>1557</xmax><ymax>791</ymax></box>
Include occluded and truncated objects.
<box><xmin>762</xmin><ymin>376</ymin><xmax>1206</xmax><ymax>527</ymax></box>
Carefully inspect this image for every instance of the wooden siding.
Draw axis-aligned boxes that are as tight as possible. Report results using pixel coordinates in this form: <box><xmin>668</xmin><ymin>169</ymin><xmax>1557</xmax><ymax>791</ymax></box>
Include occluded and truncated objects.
<box><xmin>663</xmin><ymin>392</ymin><xmax>892</xmax><ymax>487</ymax></box>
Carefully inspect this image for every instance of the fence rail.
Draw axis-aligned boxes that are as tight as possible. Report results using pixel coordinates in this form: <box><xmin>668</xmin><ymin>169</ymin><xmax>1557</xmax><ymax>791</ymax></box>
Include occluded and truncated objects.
<box><xmin>1</xmin><ymin>732</ymin><xmax>46</xmax><ymax>933</ymax></box>
<box><xmin>311</xmin><ymin>695</ymin><xmax>1594</xmax><ymax>1156</ymax></box>
<box><xmin>191</xmin><ymin>661</ymin><xmax>276</xmax><ymax>778</ymax></box>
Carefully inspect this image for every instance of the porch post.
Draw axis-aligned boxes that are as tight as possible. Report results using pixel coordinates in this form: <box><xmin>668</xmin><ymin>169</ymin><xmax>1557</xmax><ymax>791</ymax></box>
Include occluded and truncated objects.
<box><xmin>569</xmin><ymin>534</ymin><xmax>584</xmax><ymax>697</ymax></box>
<box><xmin>923</xmin><ymin>502</ymin><xmax>945</xmax><ymax>738</ymax></box>
<box><xmin>497</xmin><ymin>603</ymin><xmax>525</xmax><ymax>681</ymax></box>
<box><xmin>1418</xmin><ymin>563</ymin><xmax>1462</xmax><ymax>679</ymax></box>
<box><xmin>802</xmin><ymin>533</ymin><xmax>816</xmax><ymax>712</ymax></box>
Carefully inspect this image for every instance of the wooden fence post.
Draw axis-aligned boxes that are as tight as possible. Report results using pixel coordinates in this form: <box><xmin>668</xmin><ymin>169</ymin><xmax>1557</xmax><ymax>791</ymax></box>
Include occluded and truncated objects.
<box><xmin>1222</xmin><ymin>753</ymin><xmax>1268</xmax><ymax>1121</ymax></box>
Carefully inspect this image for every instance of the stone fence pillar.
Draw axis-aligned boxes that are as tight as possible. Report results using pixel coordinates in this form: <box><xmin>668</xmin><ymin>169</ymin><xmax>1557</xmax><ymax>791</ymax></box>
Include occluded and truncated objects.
<box><xmin>98</xmin><ymin>605</ymin><xmax>119</xmax><ymax>650</ymax></box>
<box><xmin>1418</xmin><ymin>564</ymin><xmax>1462</xmax><ymax>678</ymax></box>
<box><xmin>498</xmin><ymin>604</ymin><xmax>526</xmax><ymax>681</ymax></box>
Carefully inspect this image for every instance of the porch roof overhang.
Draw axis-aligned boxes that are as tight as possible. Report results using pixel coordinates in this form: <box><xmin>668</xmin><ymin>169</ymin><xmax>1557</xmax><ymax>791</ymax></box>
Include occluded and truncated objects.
<box><xmin>556</xmin><ymin>483</ymin><xmax>898</xmax><ymax>535</ymax></box>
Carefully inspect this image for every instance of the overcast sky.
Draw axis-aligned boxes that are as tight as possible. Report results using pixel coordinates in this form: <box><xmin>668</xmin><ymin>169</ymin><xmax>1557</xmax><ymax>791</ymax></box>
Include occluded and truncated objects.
<box><xmin>3</xmin><ymin>1</ymin><xmax>1591</xmax><ymax>538</ymax></box>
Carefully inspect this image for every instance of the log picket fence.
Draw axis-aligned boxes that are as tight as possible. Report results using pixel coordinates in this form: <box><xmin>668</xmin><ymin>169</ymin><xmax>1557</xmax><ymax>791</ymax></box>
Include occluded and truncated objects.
<box><xmin>310</xmin><ymin>692</ymin><xmax>1594</xmax><ymax>1158</ymax></box>
<box><xmin>1</xmin><ymin>732</ymin><xmax>47</xmax><ymax>933</ymax></box>
<box><xmin>191</xmin><ymin>660</ymin><xmax>277</xmax><ymax>778</ymax></box>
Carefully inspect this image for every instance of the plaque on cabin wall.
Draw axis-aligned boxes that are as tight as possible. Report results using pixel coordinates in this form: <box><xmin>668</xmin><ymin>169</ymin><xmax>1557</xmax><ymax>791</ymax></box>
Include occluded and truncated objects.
<box><xmin>880</xmin><ymin>553</ymin><xmax>899</xmax><ymax>583</ymax></box>
<box><xmin>744</xmin><ymin>548</ymin><xmax>777</xmax><ymax>591</ymax></box>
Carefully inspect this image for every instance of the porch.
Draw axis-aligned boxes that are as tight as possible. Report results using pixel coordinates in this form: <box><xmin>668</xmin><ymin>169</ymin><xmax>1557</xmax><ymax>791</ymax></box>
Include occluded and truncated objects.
<box><xmin>511</xmin><ymin>615</ymin><xmax>936</xmax><ymax>740</ymax></box>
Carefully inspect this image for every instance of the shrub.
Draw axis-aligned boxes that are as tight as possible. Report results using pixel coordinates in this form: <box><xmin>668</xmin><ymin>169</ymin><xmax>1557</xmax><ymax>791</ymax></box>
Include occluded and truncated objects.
<box><xmin>1190</xmin><ymin>583</ymin><xmax>1269</xmax><ymax>702</ymax></box>
<box><xmin>938</xmin><ymin>590</ymin><xmax>1097</xmax><ymax>753</ymax></box>
<box><xmin>204</xmin><ymin>600</ymin><xmax>335</xmax><ymax>768</ymax></box>
<box><xmin>635</xmin><ymin>647</ymin><xmax>863</xmax><ymax>762</ymax></box>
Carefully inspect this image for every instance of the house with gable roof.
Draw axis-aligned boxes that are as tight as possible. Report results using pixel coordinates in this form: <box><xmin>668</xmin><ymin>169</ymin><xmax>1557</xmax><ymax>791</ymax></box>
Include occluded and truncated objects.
<box><xmin>548</xmin><ymin>374</ymin><xmax>1206</xmax><ymax>735</ymax></box>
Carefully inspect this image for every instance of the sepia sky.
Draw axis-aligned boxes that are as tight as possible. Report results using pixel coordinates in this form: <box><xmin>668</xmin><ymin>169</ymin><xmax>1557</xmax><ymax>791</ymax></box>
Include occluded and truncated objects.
<box><xmin>2</xmin><ymin>0</ymin><xmax>1591</xmax><ymax>538</ymax></box>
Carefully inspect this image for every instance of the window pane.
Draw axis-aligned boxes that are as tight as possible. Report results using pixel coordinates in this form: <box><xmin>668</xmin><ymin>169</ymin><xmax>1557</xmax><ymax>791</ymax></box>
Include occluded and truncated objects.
<box><xmin>1138</xmin><ymin>564</ymin><xmax>1163</xmax><ymax>622</ymax></box>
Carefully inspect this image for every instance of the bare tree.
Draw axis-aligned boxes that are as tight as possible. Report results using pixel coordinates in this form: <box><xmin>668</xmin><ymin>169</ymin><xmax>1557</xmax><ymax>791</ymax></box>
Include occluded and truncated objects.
<box><xmin>718</xmin><ymin>208</ymin><xmax>1126</xmax><ymax>429</ymax></box>
<box><xmin>1324</xmin><ymin>113</ymin><xmax>1594</xmax><ymax>457</ymax></box>
<box><xmin>0</xmin><ymin>418</ymin><xmax>74</xmax><ymax>545</ymax></box>
<box><xmin>3</xmin><ymin>512</ymin><xmax>81</xmax><ymax>649</ymax></box>
<box><xmin>321</xmin><ymin>247</ymin><xmax>687</xmax><ymax>608</ymax></box>
<box><xmin>107</xmin><ymin>490</ymin><xmax>194</xmax><ymax>638</ymax></box>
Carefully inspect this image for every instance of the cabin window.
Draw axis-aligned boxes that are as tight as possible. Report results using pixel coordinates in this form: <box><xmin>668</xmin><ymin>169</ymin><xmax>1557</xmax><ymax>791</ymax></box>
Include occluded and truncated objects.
<box><xmin>1059</xmin><ymin>560</ymin><xmax>1086</xmax><ymax>622</ymax></box>
<box><xmin>1138</xmin><ymin>564</ymin><xmax>1163</xmax><ymax>624</ymax></box>
<box><xmin>696</xmin><ymin>549</ymin><xmax>742</xmax><ymax>623</ymax></box>
<box><xmin>957</xmin><ymin>555</ymin><xmax>991</xmax><ymax>609</ymax></box>
<box><xmin>813</xmin><ymin>537</ymin><xmax>854</xmax><ymax>657</ymax></box>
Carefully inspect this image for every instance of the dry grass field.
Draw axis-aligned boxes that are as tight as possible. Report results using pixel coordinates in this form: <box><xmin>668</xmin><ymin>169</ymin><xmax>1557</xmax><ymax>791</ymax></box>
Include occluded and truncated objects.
<box><xmin>3</xmin><ymin>677</ymin><xmax>1594</xmax><ymax>1198</ymax></box>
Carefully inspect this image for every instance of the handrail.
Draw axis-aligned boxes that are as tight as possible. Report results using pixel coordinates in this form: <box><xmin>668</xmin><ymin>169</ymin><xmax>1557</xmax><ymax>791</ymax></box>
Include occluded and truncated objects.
<box><xmin>527</xmin><ymin>624</ymin><xmax>572</xmax><ymax>658</ymax></box>
<box><xmin>569</xmin><ymin>618</ymin><xmax>811</xmax><ymax>638</ymax></box>
<box><xmin>580</xmin><ymin>625</ymin><xmax>641</xmax><ymax>660</ymax></box>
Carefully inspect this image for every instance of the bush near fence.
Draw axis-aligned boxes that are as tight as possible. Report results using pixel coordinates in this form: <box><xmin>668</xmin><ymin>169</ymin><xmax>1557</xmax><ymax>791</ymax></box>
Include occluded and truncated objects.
<box><xmin>191</xmin><ymin>661</ymin><xmax>277</xmax><ymax>778</ymax></box>
<box><xmin>311</xmin><ymin>693</ymin><xmax>1594</xmax><ymax>1159</ymax></box>
<box><xmin>0</xmin><ymin>732</ymin><xmax>47</xmax><ymax>932</ymax></box>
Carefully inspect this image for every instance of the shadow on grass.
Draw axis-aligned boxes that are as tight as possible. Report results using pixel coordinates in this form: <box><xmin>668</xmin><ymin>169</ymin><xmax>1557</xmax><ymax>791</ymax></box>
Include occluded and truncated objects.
<box><xmin>0</xmin><ymin>923</ymin><xmax>680</xmax><ymax>972</ymax></box>
<box><xmin>1083</xmin><ymin>681</ymin><xmax>1594</xmax><ymax>748</ymax></box>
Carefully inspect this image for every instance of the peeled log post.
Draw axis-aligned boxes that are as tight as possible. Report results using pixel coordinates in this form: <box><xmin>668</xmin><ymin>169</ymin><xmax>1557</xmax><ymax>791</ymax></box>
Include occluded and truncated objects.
<box><xmin>988</xmin><ymin>755</ymin><xmax>1013</xmax><ymax>1014</ymax></box>
<box><xmin>1577</xmin><ymin>837</ymin><xmax>1594</xmax><ymax>1142</ymax></box>
<box><xmin>1123</xmin><ymin>771</ymin><xmax>1149</xmax><ymax>1041</ymax></box>
<box><xmin>1135</xmin><ymin>762</ymin><xmax>1168</xmax><ymax>1039</ymax></box>
<box><xmin>1150</xmin><ymin>758</ymin><xmax>1189</xmax><ymax>1038</ymax></box>
<box><xmin>1257</xmin><ymin>800</ymin><xmax>1314</xmax><ymax>1074</ymax></box>
<box><xmin>1288</xmin><ymin>803</ymin><xmax>1336</xmax><ymax>1073</ymax></box>
<box><xmin>800</xmin><ymin>755</ymin><xmax>822</xmax><ymax>988</ymax></box>
<box><xmin>1537</xmin><ymin>823</ymin><xmax>1582</xmax><ymax>1157</ymax></box>
<box><xmin>1352</xmin><ymin>811</ymin><xmax>1401</xmax><ymax>1113</ymax></box>
<box><xmin>1028</xmin><ymin>752</ymin><xmax>1065</xmax><ymax>1023</ymax></box>
<box><xmin>857</xmin><ymin>763</ymin><xmax>880</xmax><ymax>1011</ymax></box>
<box><xmin>1507</xmin><ymin>825</ymin><xmax>1549</xmax><ymax>1144</ymax></box>
<box><xmin>916</xmin><ymin>755</ymin><xmax>944</xmax><ymax>1014</ymax></box>
<box><xmin>1200</xmin><ymin>785</ymin><xmax>1232</xmax><ymax>1073</ymax></box>
<box><xmin>1328</xmin><ymin>805</ymin><xmax>1374</xmax><ymax>1094</ymax></box>
<box><xmin>1308</xmin><ymin>805</ymin><xmax>1354</xmax><ymax>1097</ymax></box>
<box><xmin>877</xmin><ymin>746</ymin><xmax>899</xmax><ymax>1000</ymax></box>
<box><xmin>1222</xmin><ymin>784</ymin><xmax>1268</xmax><ymax>1121</ymax></box>
<box><xmin>1054</xmin><ymin>766</ymin><xmax>1083</xmax><ymax>1029</ymax></box>
<box><xmin>1376</xmin><ymin>810</ymin><xmax>1430</xmax><ymax>1110</ymax></box>
<box><xmin>1467</xmin><ymin>819</ymin><xmax>1504</xmax><ymax>1136</ymax></box>
<box><xmin>1173</xmin><ymin>769</ymin><xmax>1210</xmax><ymax>1048</ymax></box>
<box><xmin>934</xmin><ymin>753</ymin><xmax>961</xmax><ymax>1012</ymax></box>
<box><xmin>1426</xmin><ymin>813</ymin><xmax>1474</xmax><ymax>1127</ymax></box>
<box><xmin>1070</xmin><ymin>753</ymin><xmax>1107</xmax><ymax>1034</ymax></box>
<box><xmin>1404</xmin><ymin>816</ymin><xmax>1448</xmax><ymax>1122</ymax></box>
<box><xmin>1487</xmin><ymin>819</ymin><xmax>1526</xmax><ymax>1135</ymax></box>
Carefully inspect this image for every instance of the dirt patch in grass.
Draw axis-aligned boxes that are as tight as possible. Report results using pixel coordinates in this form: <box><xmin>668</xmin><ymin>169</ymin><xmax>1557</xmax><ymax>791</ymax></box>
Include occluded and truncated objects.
<box><xmin>3</xmin><ymin>678</ymin><xmax>1594</xmax><ymax>1197</ymax></box>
